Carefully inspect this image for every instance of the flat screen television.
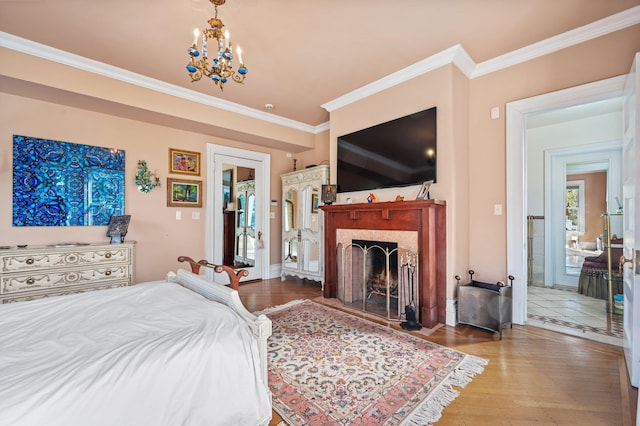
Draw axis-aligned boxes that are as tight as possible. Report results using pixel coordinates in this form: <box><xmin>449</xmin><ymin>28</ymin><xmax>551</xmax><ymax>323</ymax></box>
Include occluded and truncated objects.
<box><xmin>336</xmin><ymin>107</ymin><xmax>436</xmax><ymax>193</ymax></box>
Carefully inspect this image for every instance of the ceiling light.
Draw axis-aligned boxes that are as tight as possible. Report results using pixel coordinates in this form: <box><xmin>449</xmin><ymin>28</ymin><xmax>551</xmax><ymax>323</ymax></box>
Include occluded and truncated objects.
<box><xmin>264</xmin><ymin>104</ymin><xmax>274</xmax><ymax>110</ymax></box>
<box><xmin>186</xmin><ymin>0</ymin><xmax>247</xmax><ymax>91</ymax></box>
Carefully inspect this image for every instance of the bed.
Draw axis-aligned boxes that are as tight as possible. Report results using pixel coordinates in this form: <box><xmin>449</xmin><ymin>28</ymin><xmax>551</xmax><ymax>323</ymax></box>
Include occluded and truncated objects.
<box><xmin>0</xmin><ymin>263</ymin><xmax>272</xmax><ymax>426</ymax></box>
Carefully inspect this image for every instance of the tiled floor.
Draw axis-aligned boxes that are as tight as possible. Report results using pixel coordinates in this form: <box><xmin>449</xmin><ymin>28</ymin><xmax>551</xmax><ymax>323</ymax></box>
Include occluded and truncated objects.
<box><xmin>527</xmin><ymin>285</ymin><xmax>623</xmax><ymax>346</ymax></box>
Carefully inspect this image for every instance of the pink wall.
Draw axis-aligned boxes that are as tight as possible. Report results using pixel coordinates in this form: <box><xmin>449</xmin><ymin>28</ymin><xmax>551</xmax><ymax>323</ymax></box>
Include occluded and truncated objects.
<box><xmin>0</xmin><ymin>93</ymin><xmax>327</xmax><ymax>282</ymax></box>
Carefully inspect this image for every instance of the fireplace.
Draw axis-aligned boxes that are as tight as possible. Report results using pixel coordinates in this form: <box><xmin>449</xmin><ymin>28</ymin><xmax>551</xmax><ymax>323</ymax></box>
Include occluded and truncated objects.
<box><xmin>321</xmin><ymin>199</ymin><xmax>446</xmax><ymax>328</ymax></box>
<box><xmin>338</xmin><ymin>239</ymin><xmax>419</xmax><ymax>322</ymax></box>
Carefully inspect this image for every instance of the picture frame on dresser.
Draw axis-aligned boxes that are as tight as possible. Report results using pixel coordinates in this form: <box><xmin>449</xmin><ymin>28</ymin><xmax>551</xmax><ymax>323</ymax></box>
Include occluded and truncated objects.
<box><xmin>106</xmin><ymin>215</ymin><xmax>131</xmax><ymax>244</ymax></box>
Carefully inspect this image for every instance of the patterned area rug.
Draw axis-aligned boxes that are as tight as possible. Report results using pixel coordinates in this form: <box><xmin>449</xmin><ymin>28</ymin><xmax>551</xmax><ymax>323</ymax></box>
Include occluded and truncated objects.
<box><xmin>258</xmin><ymin>300</ymin><xmax>487</xmax><ymax>425</ymax></box>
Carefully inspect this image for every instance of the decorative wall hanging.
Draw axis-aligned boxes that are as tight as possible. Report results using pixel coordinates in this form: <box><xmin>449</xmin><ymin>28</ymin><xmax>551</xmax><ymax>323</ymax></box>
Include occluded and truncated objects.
<box><xmin>167</xmin><ymin>178</ymin><xmax>202</xmax><ymax>207</ymax></box>
<box><xmin>135</xmin><ymin>160</ymin><xmax>161</xmax><ymax>193</ymax></box>
<box><xmin>12</xmin><ymin>135</ymin><xmax>125</xmax><ymax>226</ymax></box>
<box><xmin>169</xmin><ymin>148</ymin><xmax>201</xmax><ymax>176</ymax></box>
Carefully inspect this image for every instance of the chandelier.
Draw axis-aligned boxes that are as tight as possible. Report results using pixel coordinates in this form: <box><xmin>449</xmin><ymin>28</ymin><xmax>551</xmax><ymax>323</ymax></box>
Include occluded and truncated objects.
<box><xmin>186</xmin><ymin>0</ymin><xmax>247</xmax><ymax>91</ymax></box>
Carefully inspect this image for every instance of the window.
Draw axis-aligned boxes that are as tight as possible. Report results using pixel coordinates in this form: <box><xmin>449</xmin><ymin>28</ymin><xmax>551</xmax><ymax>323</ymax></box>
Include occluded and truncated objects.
<box><xmin>565</xmin><ymin>180</ymin><xmax>585</xmax><ymax>234</ymax></box>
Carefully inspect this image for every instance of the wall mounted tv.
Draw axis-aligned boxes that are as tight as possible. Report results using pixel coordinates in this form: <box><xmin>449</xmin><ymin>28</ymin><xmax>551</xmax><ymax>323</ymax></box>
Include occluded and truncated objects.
<box><xmin>336</xmin><ymin>106</ymin><xmax>436</xmax><ymax>193</ymax></box>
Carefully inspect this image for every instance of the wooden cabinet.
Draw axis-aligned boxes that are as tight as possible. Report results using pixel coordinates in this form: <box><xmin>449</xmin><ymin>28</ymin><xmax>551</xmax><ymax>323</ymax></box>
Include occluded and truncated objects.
<box><xmin>223</xmin><ymin>210</ymin><xmax>236</xmax><ymax>266</ymax></box>
<box><xmin>0</xmin><ymin>242</ymin><xmax>135</xmax><ymax>303</ymax></box>
<box><xmin>281</xmin><ymin>165</ymin><xmax>329</xmax><ymax>283</ymax></box>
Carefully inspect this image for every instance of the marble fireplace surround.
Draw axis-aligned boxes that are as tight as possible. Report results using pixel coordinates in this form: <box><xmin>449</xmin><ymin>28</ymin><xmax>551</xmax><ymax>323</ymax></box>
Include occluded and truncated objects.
<box><xmin>321</xmin><ymin>200</ymin><xmax>446</xmax><ymax>328</ymax></box>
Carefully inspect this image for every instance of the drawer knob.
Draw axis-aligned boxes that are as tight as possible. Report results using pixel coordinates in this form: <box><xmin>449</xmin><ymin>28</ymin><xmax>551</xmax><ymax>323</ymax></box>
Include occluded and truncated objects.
<box><xmin>105</xmin><ymin>253</ymin><xmax>112</xmax><ymax>259</ymax></box>
<box><xmin>26</xmin><ymin>258</ymin><xmax>34</xmax><ymax>265</ymax></box>
<box><xmin>26</xmin><ymin>278</ymin><xmax>35</xmax><ymax>285</ymax></box>
<box><xmin>105</xmin><ymin>270</ymin><xmax>112</xmax><ymax>276</ymax></box>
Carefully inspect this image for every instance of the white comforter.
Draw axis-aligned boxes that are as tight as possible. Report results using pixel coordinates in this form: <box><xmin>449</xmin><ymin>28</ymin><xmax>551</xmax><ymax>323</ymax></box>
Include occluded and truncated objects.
<box><xmin>0</xmin><ymin>281</ymin><xmax>271</xmax><ymax>426</ymax></box>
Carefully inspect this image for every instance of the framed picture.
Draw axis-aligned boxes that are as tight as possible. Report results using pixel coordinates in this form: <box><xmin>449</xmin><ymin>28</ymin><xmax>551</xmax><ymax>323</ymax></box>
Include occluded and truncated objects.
<box><xmin>167</xmin><ymin>178</ymin><xmax>202</xmax><ymax>207</ymax></box>
<box><xmin>106</xmin><ymin>214</ymin><xmax>131</xmax><ymax>244</ymax></box>
<box><xmin>416</xmin><ymin>180</ymin><xmax>433</xmax><ymax>200</ymax></box>
<box><xmin>311</xmin><ymin>193</ymin><xmax>319</xmax><ymax>213</ymax></box>
<box><xmin>169</xmin><ymin>148</ymin><xmax>200</xmax><ymax>175</ymax></box>
<box><xmin>321</xmin><ymin>184</ymin><xmax>337</xmax><ymax>205</ymax></box>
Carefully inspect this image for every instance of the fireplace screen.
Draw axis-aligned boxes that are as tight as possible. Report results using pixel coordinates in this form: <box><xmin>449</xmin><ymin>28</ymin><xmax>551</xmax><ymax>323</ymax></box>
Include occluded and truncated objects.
<box><xmin>337</xmin><ymin>240</ymin><xmax>419</xmax><ymax>322</ymax></box>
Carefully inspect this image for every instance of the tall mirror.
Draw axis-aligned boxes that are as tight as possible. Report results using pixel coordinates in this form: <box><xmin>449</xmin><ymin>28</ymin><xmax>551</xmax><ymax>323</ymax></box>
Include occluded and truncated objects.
<box><xmin>234</xmin><ymin>170</ymin><xmax>256</xmax><ymax>267</ymax></box>
<box><xmin>283</xmin><ymin>188</ymin><xmax>298</xmax><ymax>270</ymax></box>
<box><xmin>300</xmin><ymin>184</ymin><xmax>320</xmax><ymax>273</ymax></box>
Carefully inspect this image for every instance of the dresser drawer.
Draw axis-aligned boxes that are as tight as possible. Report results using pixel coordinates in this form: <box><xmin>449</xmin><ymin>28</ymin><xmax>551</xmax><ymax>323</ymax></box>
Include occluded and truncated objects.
<box><xmin>0</xmin><ymin>280</ymin><xmax>130</xmax><ymax>304</ymax></box>
<box><xmin>0</xmin><ymin>246</ymin><xmax>131</xmax><ymax>273</ymax></box>
<box><xmin>1</xmin><ymin>264</ymin><xmax>132</xmax><ymax>295</ymax></box>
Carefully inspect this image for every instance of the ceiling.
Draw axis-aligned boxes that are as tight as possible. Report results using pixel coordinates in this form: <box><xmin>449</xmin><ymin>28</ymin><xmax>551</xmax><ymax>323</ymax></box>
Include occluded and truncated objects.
<box><xmin>1</xmin><ymin>1</ymin><xmax>639</xmax><ymax>128</ymax></box>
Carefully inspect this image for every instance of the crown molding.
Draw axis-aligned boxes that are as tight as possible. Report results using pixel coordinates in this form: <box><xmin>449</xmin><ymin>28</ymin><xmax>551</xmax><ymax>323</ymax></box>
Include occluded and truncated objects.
<box><xmin>473</xmin><ymin>5</ymin><xmax>640</xmax><ymax>78</ymax></box>
<box><xmin>1</xmin><ymin>5</ymin><xmax>638</xmax><ymax>131</ymax></box>
<box><xmin>0</xmin><ymin>31</ymin><xmax>327</xmax><ymax>135</ymax></box>
<box><xmin>323</xmin><ymin>5</ymin><xmax>640</xmax><ymax>112</ymax></box>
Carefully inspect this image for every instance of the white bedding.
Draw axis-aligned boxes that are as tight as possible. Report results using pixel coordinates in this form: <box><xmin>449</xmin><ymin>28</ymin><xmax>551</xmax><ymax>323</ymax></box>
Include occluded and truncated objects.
<box><xmin>0</xmin><ymin>279</ymin><xmax>271</xmax><ymax>426</ymax></box>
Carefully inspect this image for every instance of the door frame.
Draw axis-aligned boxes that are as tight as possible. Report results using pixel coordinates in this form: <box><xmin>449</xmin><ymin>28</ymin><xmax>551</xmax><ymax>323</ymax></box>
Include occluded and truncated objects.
<box><xmin>206</xmin><ymin>144</ymin><xmax>271</xmax><ymax>284</ymax></box>
<box><xmin>545</xmin><ymin>144</ymin><xmax>621</xmax><ymax>288</ymax></box>
<box><xmin>506</xmin><ymin>75</ymin><xmax>626</xmax><ymax>324</ymax></box>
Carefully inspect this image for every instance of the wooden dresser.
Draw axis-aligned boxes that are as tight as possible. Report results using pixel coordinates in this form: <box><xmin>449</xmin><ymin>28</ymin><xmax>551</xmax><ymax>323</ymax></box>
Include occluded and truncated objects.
<box><xmin>0</xmin><ymin>242</ymin><xmax>135</xmax><ymax>303</ymax></box>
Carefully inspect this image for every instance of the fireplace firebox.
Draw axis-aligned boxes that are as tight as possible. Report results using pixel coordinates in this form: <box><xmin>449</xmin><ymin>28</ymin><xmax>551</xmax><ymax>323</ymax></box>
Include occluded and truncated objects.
<box><xmin>338</xmin><ymin>239</ymin><xmax>419</xmax><ymax>322</ymax></box>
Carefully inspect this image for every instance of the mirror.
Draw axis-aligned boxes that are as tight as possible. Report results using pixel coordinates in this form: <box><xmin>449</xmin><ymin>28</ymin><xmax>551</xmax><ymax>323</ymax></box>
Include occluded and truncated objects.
<box><xmin>284</xmin><ymin>238</ymin><xmax>298</xmax><ymax>269</ymax></box>
<box><xmin>284</xmin><ymin>188</ymin><xmax>297</xmax><ymax>233</ymax></box>
<box><xmin>233</xmin><ymin>171</ymin><xmax>256</xmax><ymax>267</ymax></box>
<box><xmin>300</xmin><ymin>185</ymin><xmax>320</xmax><ymax>232</ymax></box>
<box><xmin>12</xmin><ymin>134</ymin><xmax>125</xmax><ymax>226</ymax></box>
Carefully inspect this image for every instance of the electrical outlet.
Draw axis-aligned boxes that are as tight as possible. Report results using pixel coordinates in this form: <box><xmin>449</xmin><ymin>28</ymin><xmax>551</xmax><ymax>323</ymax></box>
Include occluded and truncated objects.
<box><xmin>192</xmin><ymin>211</ymin><xmax>200</xmax><ymax>220</ymax></box>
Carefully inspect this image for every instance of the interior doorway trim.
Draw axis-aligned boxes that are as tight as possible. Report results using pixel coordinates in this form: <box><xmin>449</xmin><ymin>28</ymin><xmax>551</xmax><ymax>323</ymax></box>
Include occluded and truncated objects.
<box><xmin>205</xmin><ymin>144</ymin><xmax>271</xmax><ymax>283</ymax></box>
<box><xmin>506</xmin><ymin>75</ymin><xmax>626</xmax><ymax>325</ymax></box>
<box><xmin>544</xmin><ymin>143</ymin><xmax>622</xmax><ymax>288</ymax></box>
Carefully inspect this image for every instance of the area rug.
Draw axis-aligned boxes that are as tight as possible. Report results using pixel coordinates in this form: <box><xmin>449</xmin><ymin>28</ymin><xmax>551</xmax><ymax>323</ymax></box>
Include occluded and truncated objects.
<box><xmin>258</xmin><ymin>300</ymin><xmax>488</xmax><ymax>425</ymax></box>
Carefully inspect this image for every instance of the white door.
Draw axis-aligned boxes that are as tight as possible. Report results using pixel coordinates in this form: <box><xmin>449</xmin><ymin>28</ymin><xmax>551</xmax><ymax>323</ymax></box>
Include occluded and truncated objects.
<box><xmin>621</xmin><ymin>52</ymin><xmax>639</xmax><ymax>388</ymax></box>
<box><xmin>206</xmin><ymin>144</ymin><xmax>271</xmax><ymax>284</ymax></box>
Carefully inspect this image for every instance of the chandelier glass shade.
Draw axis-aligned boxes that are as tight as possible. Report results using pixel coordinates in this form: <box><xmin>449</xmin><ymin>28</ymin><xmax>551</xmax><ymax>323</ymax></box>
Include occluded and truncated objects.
<box><xmin>186</xmin><ymin>0</ymin><xmax>247</xmax><ymax>91</ymax></box>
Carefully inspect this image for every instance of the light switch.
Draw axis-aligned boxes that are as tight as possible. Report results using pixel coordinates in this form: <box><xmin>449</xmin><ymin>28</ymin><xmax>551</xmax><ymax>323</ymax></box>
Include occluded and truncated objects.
<box><xmin>270</xmin><ymin>212</ymin><xmax>276</xmax><ymax>219</ymax></box>
<box><xmin>176</xmin><ymin>211</ymin><xmax>182</xmax><ymax>220</ymax></box>
<box><xmin>494</xmin><ymin>204</ymin><xmax>503</xmax><ymax>215</ymax></box>
<box><xmin>192</xmin><ymin>211</ymin><xmax>200</xmax><ymax>220</ymax></box>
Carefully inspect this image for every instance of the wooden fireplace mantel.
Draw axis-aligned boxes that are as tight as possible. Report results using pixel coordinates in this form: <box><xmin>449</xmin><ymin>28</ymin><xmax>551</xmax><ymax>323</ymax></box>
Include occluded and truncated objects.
<box><xmin>320</xmin><ymin>199</ymin><xmax>446</xmax><ymax>328</ymax></box>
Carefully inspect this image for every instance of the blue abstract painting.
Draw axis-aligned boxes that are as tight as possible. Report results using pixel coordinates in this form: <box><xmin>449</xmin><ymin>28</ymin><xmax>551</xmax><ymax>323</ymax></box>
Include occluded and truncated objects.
<box><xmin>13</xmin><ymin>135</ymin><xmax>125</xmax><ymax>226</ymax></box>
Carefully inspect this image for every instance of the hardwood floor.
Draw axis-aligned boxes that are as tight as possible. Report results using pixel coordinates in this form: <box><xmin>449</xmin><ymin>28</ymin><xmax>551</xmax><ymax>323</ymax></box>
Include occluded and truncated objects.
<box><xmin>238</xmin><ymin>277</ymin><xmax>638</xmax><ymax>425</ymax></box>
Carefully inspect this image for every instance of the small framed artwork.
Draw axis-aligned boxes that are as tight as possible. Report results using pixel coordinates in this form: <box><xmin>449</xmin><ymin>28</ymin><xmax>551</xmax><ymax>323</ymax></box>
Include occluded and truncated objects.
<box><xmin>169</xmin><ymin>148</ymin><xmax>200</xmax><ymax>175</ymax></box>
<box><xmin>167</xmin><ymin>178</ymin><xmax>202</xmax><ymax>207</ymax></box>
<box><xmin>321</xmin><ymin>184</ymin><xmax>337</xmax><ymax>205</ymax></box>
<box><xmin>311</xmin><ymin>193</ymin><xmax>319</xmax><ymax>213</ymax></box>
<box><xmin>416</xmin><ymin>180</ymin><xmax>433</xmax><ymax>200</ymax></box>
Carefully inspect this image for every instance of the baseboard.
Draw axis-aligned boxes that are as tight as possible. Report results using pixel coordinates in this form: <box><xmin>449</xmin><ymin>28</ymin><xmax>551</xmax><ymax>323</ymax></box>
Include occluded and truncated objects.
<box><xmin>268</xmin><ymin>263</ymin><xmax>281</xmax><ymax>280</ymax></box>
<box><xmin>446</xmin><ymin>299</ymin><xmax>458</xmax><ymax>326</ymax></box>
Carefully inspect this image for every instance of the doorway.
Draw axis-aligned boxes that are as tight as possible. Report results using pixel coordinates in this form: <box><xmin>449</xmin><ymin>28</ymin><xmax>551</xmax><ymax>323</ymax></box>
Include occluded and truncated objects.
<box><xmin>544</xmin><ymin>144</ymin><xmax>621</xmax><ymax>289</ymax></box>
<box><xmin>506</xmin><ymin>75</ymin><xmax>627</xmax><ymax>341</ymax></box>
<box><xmin>206</xmin><ymin>144</ymin><xmax>271</xmax><ymax>284</ymax></box>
